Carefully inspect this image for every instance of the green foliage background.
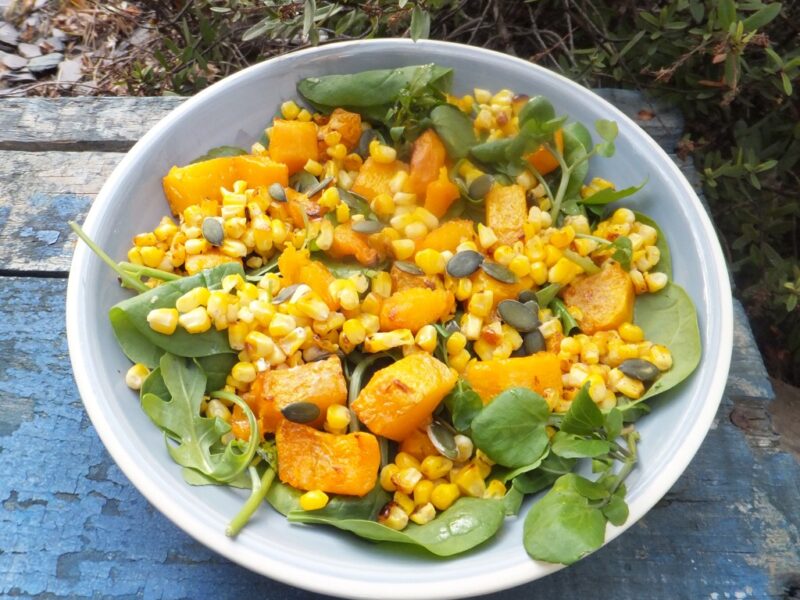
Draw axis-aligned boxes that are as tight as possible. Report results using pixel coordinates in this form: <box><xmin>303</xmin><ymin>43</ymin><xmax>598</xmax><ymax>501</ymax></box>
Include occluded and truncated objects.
<box><xmin>130</xmin><ymin>0</ymin><xmax>800</xmax><ymax>383</ymax></box>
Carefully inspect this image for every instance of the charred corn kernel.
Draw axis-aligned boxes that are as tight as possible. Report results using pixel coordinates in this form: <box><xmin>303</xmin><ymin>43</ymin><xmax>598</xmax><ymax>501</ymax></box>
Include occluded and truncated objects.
<box><xmin>548</xmin><ymin>257</ymin><xmax>583</xmax><ymax>285</ymax></box>
<box><xmin>244</xmin><ymin>330</ymin><xmax>274</xmax><ymax>358</ymax></box>
<box><xmin>125</xmin><ymin>363</ymin><xmax>150</xmax><ymax>390</ymax></box>
<box><xmin>453</xmin><ymin>434</ymin><xmax>474</xmax><ymax>462</ymax></box>
<box><xmin>140</xmin><ymin>246</ymin><xmax>165</xmax><ymax>268</ymax></box>
<box><xmin>147</xmin><ymin>308</ymin><xmax>179</xmax><ymax>335</ymax></box>
<box><xmin>392</xmin><ymin>467</ymin><xmax>423</xmax><ymax>495</ymax></box>
<box><xmin>379</xmin><ymin>502</ymin><xmax>409</xmax><ymax>530</ymax></box>
<box><xmin>127</xmin><ymin>247</ymin><xmax>143</xmax><ymax>265</ymax></box>
<box><xmin>420</xmin><ymin>455</ymin><xmax>453</xmax><ymax>480</ymax></box>
<box><xmin>630</xmin><ymin>268</ymin><xmax>647</xmax><ymax>294</ymax></box>
<box><xmin>508</xmin><ymin>254</ymin><xmax>531</xmax><ymax>278</ymax></box>
<box><xmin>415</xmin><ymin>248</ymin><xmax>446</xmax><ymax>276</ymax></box>
<box><xmin>413</xmin><ymin>480</ymin><xmax>435</xmax><ymax>507</ymax></box>
<box><xmin>431</xmin><ymin>482</ymin><xmax>460</xmax><ymax>511</ymax></box>
<box><xmin>280</xmin><ymin>100</ymin><xmax>300</xmax><ymax>120</ymax></box>
<box><xmin>231</xmin><ymin>361</ymin><xmax>257</xmax><ymax>384</ymax></box>
<box><xmin>323</xmin><ymin>404</ymin><xmax>351</xmax><ymax>434</ymax></box>
<box><xmin>446</xmin><ymin>332</ymin><xmax>467</xmax><ymax>355</ymax></box>
<box><xmin>550</xmin><ymin>226</ymin><xmax>575</xmax><ymax>249</ymax></box>
<box><xmin>404</xmin><ymin>221</ymin><xmax>428</xmax><ymax>240</ymax></box>
<box><xmin>468</xmin><ymin>291</ymin><xmax>494</xmax><ymax>318</ymax></box>
<box><xmin>175</xmin><ymin>287</ymin><xmax>210</xmax><ymax>313</ymax></box>
<box><xmin>477</xmin><ymin>223</ymin><xmax>498</xmax><ymax>249</ymax></box>
<box><xmin>133</xmin><ymin>232</ymin><xmax>157</xmax><ymax>247</ymax></box>
<box><xmin>296</xmin><ymin>108</ymin><xmax>311</xmax><ymax>122</ymax></box>
<box><xmin>391</xmin><ymin>491</ymin><xmax>415</xmax><ymax>515</ymax></box>
<box><xmin>454</xmin><ymin>277</ymin><xmax>473</xmax><ymax>301</ymax></box>
<box><xmin>650</xmin><ymin>344</ymin><xmax>673</xmax><ymax>371</ymax></box>
<box><xmin>415</xmin><ymin>325</ymin><xmax>438</xmax><ymax>353</ymax></box>
<box><xmin>530</xmin><ymin>261</ymin><xmax>548</xmax><ymax>285</ymax></box>
<box><xmin>449</xmin><ymin>348</ymin><xmax>471</xmax><ymax>372</ymax></box>
<box><xmin>369</xmin><ymin>139</ymin><xmax>397</xmax><ymax>164</ymax></box>
<box><xmin>269</xmin><ymin>313</ymin><xmax>296</xmax><ymax>337</ymax></box>
<box><xmin>616</xmin><ymin>375</ymin><xmax>645</xmax><ymax>399</ymax></box>
<box><xmin>619</xmin><ymin>322</ymin><xmax>644</xmax><ymax>343</ymax></box>
<box><xmin>461</xmin><ymin>313</ymin><xmax>483</xmax><ymax>341</ymax></box>
<box><xmin>410</xmin><ymin>502</ymin><xmax>436</xmax><ymax>525</ymax></box>
<box><xmin>391</xmin><ymin>239</ymin><xmax>416</xmax><ymax>260</ymax></box>
<box><xmin>612</xmin><ymin>207</ymin><xmax>635</xmax><ymax>224</ymax></box>
<box><xmin>484</xmin><ymin>479</ymin><xmax>507</xmax><ymax>499</ymax></box>
<box><xmin>645</xmin><ymin>271</ymin><xmax>668</xmax><ymax>293</ymax></box>
<box><xmin>364</xmin><ymin>329</ymin><xmax>414</xmax><ymax>352</ymax></box>
<box><xmin>380</xmin><ymin>464</ymin><xmax>400</xmax><ymax>491</ymax></box>
<box><xmin>299</xmin><ymin>489</ymin><xmax>329</xmax><ymax>511</ymax></box>
<box><xmin>372</xmin><ymin>272</ymin><xmax>392</xmax><ymax>298</ymax></box>
<box><xmin>178</xmin><ymin>307</ymin><xmax>212</xmax><ymax>334</ymax></box>
<box><xmin>454</xmin><ymin>463</ymin><xmax>486</xmax><ymax>498</ymax></box>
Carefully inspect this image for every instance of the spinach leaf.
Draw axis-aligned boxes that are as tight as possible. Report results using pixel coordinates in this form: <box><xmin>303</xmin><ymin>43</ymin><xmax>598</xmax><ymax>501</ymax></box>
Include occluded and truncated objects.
<box><xmin>634</xmin><ymin>283</ymin><xmax>701</xmax><ymax>401</ymax></box>
<box><xmin>551</xmin><ymin>298</ymin><xmax>579</xmax><ymax>334</ymax></box>
<box><xmin>579</xmin><ymin>182</ymin><xmax>645</xmax><ymax>206</ymax></box>
<box><xmin>110</xmin><ymin>262</ymin><xmax>243</xmax><ymax>358</ymax></box>
<box><xmin>302</xmin><ymin>485</ymin><xmax>390</xmax><ymax>521</ymax></box>
<box><xmin>471</xmin><ymin>387</ymin><xmax>550</xmax><ymax>468</ymax></box>
<box><xmin>513</xmin><ymin>454</ymin><xmax>577</xmax><ymax>494</ymax></box>
<box><xmin>443</xmin><ymin>379</ymin><xmax>483</xmax><ymax>433</ymax></box>
<box><xmin>195</xmin><ymin>354</ymin><xmax>238</xmax><ymax>393</ymax></box>
<box><xmin>190</xmin><ymin>145</ymin><xmax>248</xmax><ymax>164</ymax></box>
<box><xmin>503</xmin><ymin>484</ymin><xmax>525</xmax><ymax>517</ymax></box>
<box><xmin>634</xmin><ymin>212</ymin><xmax>672</xmax><ymax>278</ymax></box>
<box><xmin>470</xmin><ymin>138</ymin><xmax>513</xmax><ymax>165</ymax></box>
<box><xmin>430</xmin><ymin>104</ymin><xmax>477</xmax><ymax>159</ymax></box>
<box><xmin>265</xmin><ymin>481</ymin><xmax>303</xmax><ymax>516</ymax></box>
<box><xmin>289</xmin><ymin>496</ymin><xmax>505</xmax><ymax>557</ymax></box>
<box><xmin>109</xmin><ymin>308</ymin><xmax>163</xmax><ymax>368</ymax></box>
<box><xmin>551</xmin><ymin>432</ymin><xmax>612</xmax><ymax>458</ymax></box>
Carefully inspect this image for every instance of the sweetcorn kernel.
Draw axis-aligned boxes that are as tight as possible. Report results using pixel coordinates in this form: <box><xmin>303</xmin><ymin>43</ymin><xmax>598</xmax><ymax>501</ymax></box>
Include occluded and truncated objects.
<box><xmin>299</xmin><ymin>490</ymin><xmax>329</xmax><ymax>511</ymax></box>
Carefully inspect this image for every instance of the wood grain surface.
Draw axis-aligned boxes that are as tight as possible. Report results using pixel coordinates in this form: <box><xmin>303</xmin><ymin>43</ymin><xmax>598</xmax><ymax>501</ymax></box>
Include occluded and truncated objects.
<box><xmin>0</xmin><ymin>90</ymin><xmax>796</xmax><ymax>600</ymax></box>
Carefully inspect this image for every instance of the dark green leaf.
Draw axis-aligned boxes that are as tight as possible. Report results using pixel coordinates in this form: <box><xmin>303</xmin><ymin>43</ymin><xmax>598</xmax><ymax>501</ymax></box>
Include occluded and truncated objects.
<box><xmin>265</xmin><ymin>481</ymin><xmax>303</xmax><ymax>516</ymax></box>
<box><xmin>513</xmin><ymin>454</ymin><xmax>576</xmax><ymax>494</ymax></box>
<box><xmin>503</xmin><ymin>484</ymin><xmax>525</xmax><ymax>517</ymax></box>
<box><xmin>560</xmin><ymin>384</ymin><xmax>603</xmax><ymax>434</ymax></box>
<box><xmin>518</xmin><ymin>96</ymin><xmax>556</xmax><ymax>125</ymax></box>
<box><xmin>563</xmin><ymin>122</ymin><xmax>593</xmax><ymax>152</ymax></box>
<box><xmin>602</xmin><ymin>485</ymin><xmax>629</xmax><ymax>526</ymax></box>
<box><xmin>551</xmin><ymin>298</ymin><xmax>579</xmax><ymax>334</ymax></box>
<box><xmin>604</xmin><ymin>408</ymin><xmax>623</xmax><ymax>440</ymax></box>
<box><xmin>551</xmin><ymin>432</ymin><xmax>612</xmax><ymax>458</ymax></box>
<box><xmin>470</xmin><ymin>138</ymin><xmax>513</xmax><ymax>164</ymax></box>
<box><xmin>189</xmin><ymin>145</ymin><xmax>248</xmax><ymax>164</ymax></box>
<box><xmin>611</xmin><ymin>236</ymin><xmax>633</xmax><ymax>270</ymax></box>
<box><xmin>742</xmin><ymin>3</ymin><xmax>781</xmax><ymax>31</ymax></box>
<box><xmin>110</xmin><ymin>308</ymin><xmax>163</xmax><ymax>368</ymax></box>
<box><xmin>562</xmin><ymin>129</ymin><xmax>589</xmax><ymax>199</ymax></box>
<box><xmin>580</xmin><ymin>181</ymin><xmax>645</xmax><ymax>205</ymax></box>
<box><xmin>195</xmin><ymin>354</ymin><xmax>238</xmax><ymax>393</ymax></box>
<box><xmin>430</xmin><ymin>104</ymin><xmax>477</xmax><ymax>159</ymax></box>
<box><xmin>443</xmin><ymin>379</ymin><xmax>483</xmax><ymax>432</ymax></box>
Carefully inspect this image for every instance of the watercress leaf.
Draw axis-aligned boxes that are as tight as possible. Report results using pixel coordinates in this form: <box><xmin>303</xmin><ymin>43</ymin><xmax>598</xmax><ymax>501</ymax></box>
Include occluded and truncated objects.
<box><xmin>513</xmin><ymin>454</ymin><xmax>576</xmax><ymax>494</ymax></box>
<box><xmin>518</xmin><ymin>95</ymin><xmax>556</xmax><ymax>125</ymax></box>
<box><xmin>611</xmin><ymin>236</ymin><xmax>633</xmax><ymax>270</ymax></box>
<box><xmin>534</xmin><ymin>283</ymin><xmax>562</xmax><ymax>307</ymax></box>
<box><xmin>471</xmin><ymin>387</ymin><xmax>550</xmax><ymax>468</ymax></box>
<box><xmin>634</xmin><ymin>283</ymin><xmax>701</xmax><ymax>401</ymax></box>
<box><xmin>604</xmin><ymin>408</ymin><xmax>623</xmax><ymax>440</ymax></box>
<box><xmin>616</xmin><ymin>400</ymin><xmax>651</xmax><ymax>423</ymax></box>
<box><xmin>602</xmin><ymin>485</ymin><xmax>629</xmax><ymax>526</ymax></box>
<box><xmin>523</xmin><ymin>474</ymin><xmax>607</xmax><ymax>564</ymax></box>
<box><xmin>563</xmin><ymin>121</ymin><xmax>593</xmax><ymax>152</ymax></box>
<box><xmin>109</xmin><ymin>308</ymin><xmax>163</xmax><ymax>368</ymax></box>
<box><xmin>579</xmin><ymin>181</ymin><xmax>645</xmax><ymax>205</ymax></box>
<box><xmin>503</xmin><ymin>484</ymin><xmax>525</xmax><ymax>517</ymax></box>
<box><xmin>189</xmin><ymin>145</ymin><xmax>248</xmax><ymax>164</ymax></box>
<box><xmin>430</xmin><ymin>104</ymin><xmax>477</xmax><ymax>159</ymax></box>
<box><xmin>443</xmin><ymin>379</ymin><xmax>483</xmax><ymax>432</ymax></box>
<box><xmin>562</xmin><ymin>129</ymin><xmax>589</xmax><ymax>199</ymax></box>
<box><xmin>289</xmin><ymin>496</ymin><xmax>504</xmax><ymax>557</ymax></box>
<box><xmin>595</xmin><ymin>119</ymin><xmax>619</xmax><ymax>142</ymax></box>
<box><xmin>551</xmin><ymin>298</ymin><xmax>579</xmax><ymax>334</ymax></box>
<box><xmin>470</xmin><ymin>138</ymin><xmax>513</xmax><ymax>164</ymax></box>
<box><xmin>195</xmin><ymin>354</ymin><xmax>238</xmax><ymax>393</ymax></box>
<box><xmin>634</xmin><ymin>212</ymin><xmax>672</xmax><ymax>278</ymax></box>
<box><xmin>491</xmin><ymin>450</ymin><xmax>548</xmax><ymax>483</ymax></box>
<box><xmin>596</xmin><ymin>141</ymin><xmax>616</xmax><ymax>157</ymax></box>
<box><xmin>560</xmin><ymin>384</ymin><xmax>603</xmax><ymax>434</ymax></box>
<box><xmin>551</xmin><ymin>432</ymin><xmax>612</xmax><ymax>458</ymax></box>
<box><xmin>110</xmin><ymin>262</ymin><xmax>243</xmax><ymax>358</ymax></box>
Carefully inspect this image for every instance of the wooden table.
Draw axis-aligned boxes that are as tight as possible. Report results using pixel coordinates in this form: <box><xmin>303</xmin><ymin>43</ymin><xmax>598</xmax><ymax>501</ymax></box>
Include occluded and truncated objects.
<box><xmin>1</xmin><ymin>91</ymin><xmax>798</xmax><ymax>599</ymax></box>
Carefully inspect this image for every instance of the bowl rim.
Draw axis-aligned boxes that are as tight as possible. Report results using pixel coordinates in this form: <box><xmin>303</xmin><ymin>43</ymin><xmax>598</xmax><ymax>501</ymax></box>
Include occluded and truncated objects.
<box><xmin>66</xmin><ymin>38</ymin><xmax>733</xmax><ymax>599</ymax></box>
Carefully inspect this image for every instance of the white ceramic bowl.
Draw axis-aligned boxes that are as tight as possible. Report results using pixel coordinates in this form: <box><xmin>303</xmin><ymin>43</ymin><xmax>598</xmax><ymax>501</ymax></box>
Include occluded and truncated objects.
<box><xmin>67</xmin><ymin>39</ymin><xmax>732</xmax><ymax>599</ymax></box>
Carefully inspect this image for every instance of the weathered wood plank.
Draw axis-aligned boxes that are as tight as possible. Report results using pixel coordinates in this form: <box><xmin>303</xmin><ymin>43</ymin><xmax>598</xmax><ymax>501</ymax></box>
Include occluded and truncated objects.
<box><xmin>0</xmin><ymin>97</ymin><xmax>183</xmax><ymax>151</ymax></box>
<box><xmin>1</xmin><ymin>276</ymin><xmax>796</xmax><ymax>599</ymax></box>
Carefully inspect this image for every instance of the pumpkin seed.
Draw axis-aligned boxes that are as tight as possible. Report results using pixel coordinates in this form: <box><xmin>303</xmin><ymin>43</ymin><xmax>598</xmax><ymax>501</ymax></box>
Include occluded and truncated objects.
<box><xmin>281</xmin><ymin>402</ymin><xmax>321</xmax><ymax>424</ymax></box>
<box><xmin>446</xmin><ymin>250</ymin><xmax>484</xmax><ymax>278</ymax></box>
<box><xmin>468</xmin><ymin>174</ymin><xmax>493</xmax><ymax>199</ymax></box>
<box><xmin>201</xmin><ymin>217</ymin><xmax>224</xmax><ymax>246</ymax></box>
<box><xmin>480</xmin><ymin>261</ymin><xmax>517</xmax><ymax>284</ymax></box>
<box><xmin>619</xmin><ymin>359</ymin><xmax>660</xmax><ymax>383</ymax></box>
<box><xmin>426</xmin><ymin>421</ymin><xmax>459</xmax><ymax>460</ymax></box>
<box><xmin>498</xmin><ymin>299</ymin><xmax>539</xmax><ymax>333</ymax></box>
<box><xmin>395</xmin><ymin>260</ymin><xmax>424</xmax><ymax>275</ymax></box>
<box><xmin>272</xmin><ymin>283</ymin><xmax>301</xmax><ymax>304</ymax></box>
<box><xmin>268</xmin><ymin>182</ymin><xmax>287</xmax><ymax>202</ymax></box>
<box><xmin>444</xmin><ymin>319</ymin><xmax>461</xmax><ymax>334</ymax></box>
<box><xmin>518</xmin><ymin>289</ymin><xmax>537</xmax><ymax>304</ymax></box>
<box><xmin>351</xmin><ymin>219</ymin><xmax>384</xmax><ymax>234</ymax></box>
<box><xmin>523</xmin><ymin>329</ymin><xmax>546</xmax><ymax>355</ymax></box>
<box><xmin>357</xmin><ymin>129</ymin><xmax>379</xmax><ymax>157</ymax></box>
<box><xmin>304</xmin><ymin>175</ymin><xmax>334</xmax><ymax>198</ymax></box>
<box><xmin>524</xmin><ymin>299</ymin><xmax>540</xmax><ymax>314</ymax></box>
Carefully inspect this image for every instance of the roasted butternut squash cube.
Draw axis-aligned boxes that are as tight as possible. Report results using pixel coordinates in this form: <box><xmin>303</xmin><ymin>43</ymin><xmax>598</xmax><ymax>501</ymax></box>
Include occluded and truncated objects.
<box><xmin>250</xmin><ymin>356</ymin><xmax>347</xmax><ymax>433</ymax></box>
<box><xmin>390</xmin><ymin>264</ymin><xmax>442</xmax><ymax>292</ymax></box>
<box><xmin>526</xmin><ymin>129</ymin><xmax>564</xmax><ymax>176</ymax></box>
<box><xmin>485</xmin><ymin>183</ymin><xmax>527</xmax><ymax>246</ymax></box>
<box><xmin>379</xmin><ymin>288</ymin><xmax>453</xmax><ymax>333</ymax></box>
<box><xmin>276</xmin><ymin>421</ymin><xmax>380</xmax><ymax>496</ymax></box>
<box><xmin>351</xmin><ymin>157</ymin><xmax>408</xmax><ymax>201</ymax></box>
<box><xmin>321</xmin><ymin>108</ymin><xmax>362</xmax><ymax>151</ymax></box>
<box><xmin>409</xmin><ymin>129</ymin><xmax>447</xmax><ymax>199</ymax></box>
<box><xmin>562</xmin><ymin>261</ymin><xmax>634</xmax><ymax>334</ymax></box>
<box><xmin>278</xmin><ymin>245</ymin><xmax>336</xmax><ymax>308</ymax></box>
<box><xmin>328</xmin><ymin>223</ymin><xmax>381</xmax><ymax>266</ymax></box>
<box><xmin>424</xmin><ymin>167</ymin><xmax>461</xmax><ymax>218</ymax></box>
<box><xmin>399</xmin><ymin>426</ymin><xmax>440</xmax><ymax>461</ymax></box>
<box><xmin>269</xmin><ymin>119</ymin><xmax>319</xmax><ymax>174</ymax></box>
<box><xmin>162</xmin><ymin>155</ymin><xmax>288</xmax><ymax>215</ymax></box>
<box><xmin>418</xmin><ymin>219</ymin><xmax>476</xmax><ymax>253</ymax></box>
<box><xmin>463</xmin><ymin>352</ymin><xmax>563</xmax><ymax>404</ymax></box>
<box><xmin>352</xmin><ymin>353</ymin><xmax>457</xmax><ymax>441</ymax></box>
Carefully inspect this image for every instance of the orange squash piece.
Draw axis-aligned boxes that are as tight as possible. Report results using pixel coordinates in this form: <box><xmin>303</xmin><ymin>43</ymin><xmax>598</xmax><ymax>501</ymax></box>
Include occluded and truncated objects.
<box><xmin>379</xmin><ymin>288</ymin><xmax>453</xmax><ymax>333</ymax></box>
<box><xmin>562</xmin><ymin>261</ymin><xmax>634</xmax><ymax>334</ymax></box>
<box><xmin>352</xmin><ymin>353</ymin><xmax>457</xmax><ymax>441</ymax></box>
<box><xmin>328</xmin><ymin>223</ymin><xmax>381</xmax><ymax>266</ymax></box>
<box><xmin>250</xmin><ymin>356</ymin><xmax>347</xmax><ymax>433</ymax></box>
<box><xmin>230</xmin><ymin>392</ymin><xmax>265</xmax><ymax>442</ymax></box>
<box><xmin>424</xmin><ymin>167</ymin><xmax>461</xmax><ymax>218</ymax></box>
<box><xmin>268</xmin><ymin>119</ymin><xmax>319</xmax><ymax>175</ymax></box>
<box><xmin>184</xmin><ymin>249</ymin><xmax>239</xmax><ymax>275</ymax></box>
<box><xmin>463</xmin><ymin>352</ymin><xmax>563</xmax><ymax>404</ymax></box>
<box><xmin>408</xmin><ymin>129</ymin><xmax>447</xmax><ymax>199</ymax></box>
<box><xmin>321</xmin><ymin>108</ymin><xmax>362</xmax><ymax>151</ymax></box>
<box><xmin>276</xmin><ymin>421</ymin><xmax>380</xmax><ymax>496</ymax></box>
<box><xmin>399</xmin><ymin>426</ymin><xmax>440</xmax><ymax>461</ymax></box>
<box><xmin>278</xmin><ymin>245</ymin><xmax>336</xmax><ymax>308</ymax></box>
<box><xmin>485</xmin><ymin>183</ymin><xmax>527</xmax><ymax>246</ymax></box>
<box><xmin>390</xmin><ymin>264</ymin><xmax>442</xmax><ymax>292</ymax></box>
<box><xmin>526</xmin><ymin>129</ymin><xmax>564</xmax><ymax>176</ymax></box>
<box><xmin>418</xmin><ymin>219</ymin><xmax>476</xmax><ymax>253</ymax></box>
<box><xmin>162</xmin><ymin>155</ymin><xmax>288</xmax><ymax>216</ymax></box>
<box><xmin>351</xmin><ymin>157</ymin><xmax>408</xmax><ymax>201</ymax></box>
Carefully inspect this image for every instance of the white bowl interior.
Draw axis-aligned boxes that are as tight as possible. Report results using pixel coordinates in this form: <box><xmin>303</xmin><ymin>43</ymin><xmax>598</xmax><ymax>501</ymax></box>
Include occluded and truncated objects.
<box><xmin>67</xmin><ymin>39</ymin><xmax>732</xmax><ymax>599</ymax></box>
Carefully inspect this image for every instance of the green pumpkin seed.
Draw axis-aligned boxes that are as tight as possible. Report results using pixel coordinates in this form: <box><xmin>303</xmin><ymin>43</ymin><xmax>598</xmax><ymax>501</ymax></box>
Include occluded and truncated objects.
<box><xmin>351</xmin><ymin>219</ymin><xmax>384</xmax><ymax>234</ymax></box>
<box><xmin>272</xmin><ymin>283</ymin><xmax>301</xmax><ymax>305</ymax></box>
<box><xmin>619</xmin><ymin>359</ymin><xmax>660</xmax><ymax>383</ymax></box>
<box><xmin>444</xmin><ymin>320</ymin><xmax>461</xmax><ymax>334</ymax></box>
<box><xmin>524</xmin><ymin>300</ymin><xmax>540</xmax><ymax>314</ymax></box>
<box><xmin>480</xmin><ymin>261</ymin><xmax>517</xmax><ymax>284</ymax></box>
<box><xmin>446</xmin><ymin>250</ymin><xmax>484</xmax><ymax>278</ymax></box>
<box><xmin>498</xmin><ymin>299</ymin><xmax>540</xmax><ymax>333</ymax></box>
<box><xmin>304</xmin><ymin>176</ymin><xmax>334</xmax><ymax>198</ymax></box>
<box><xmin>426</xmin><ymin>421</ymin><xmax>459</xmax><ymax>460</ymax></box>
<box><xmin>518</xmin><ymin>289</ymin><xmax>537</xmax><ymax>304</ymax></box>
<box><xmin>468</xmin><ymin>174</ymin><xmax>494</xmax><ymax>199</ymax></box>
<box><xmin>201</xmin><ymin>217</ymin><xmax>224</xmax><ymax>246</ymax></box>
<box><xmin>357</xmin><ymin>129</ymin><xmax>379</xmax><ymax>157</ymax></box>
<box><xmin>523</xmin><ymin>329</ymin><xmax>546</xmax><ymax>355</ymax></box>
<box><xmin>395</xmin><ymin>260</ymin><xmax>424</xmax><ymax>275</ymax></box>
<box><xmin>268</xmin><ymin>182</ymin><xmax>287</xmax><ymax>202</ymax></box>
<box><xmin>281</xmin><ymin>402</ymin><xmax>321</xmax><ymax>424</ymax></box>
